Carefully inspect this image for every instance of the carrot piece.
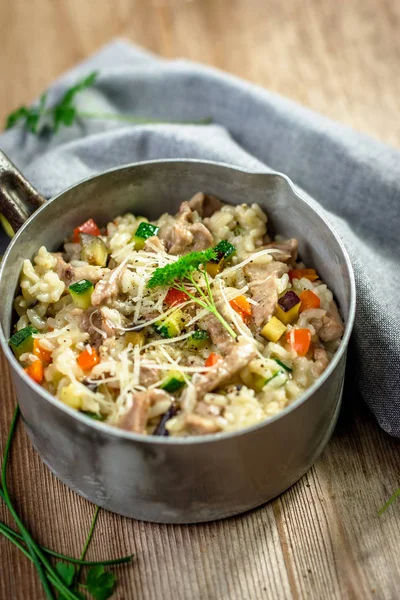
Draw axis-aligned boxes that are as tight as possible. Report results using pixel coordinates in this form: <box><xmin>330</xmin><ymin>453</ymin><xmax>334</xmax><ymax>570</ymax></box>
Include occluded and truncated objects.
<box><xmin>205</xmin><ymin>352</ymin><xmax>222</xmax><ymax>368</ymax></box>
<box><xmin>299</xmin><ymin>290</ymin><xmax>321</xmax><ymax>313</ymax></box>
<box><xmin>25</xmin><ymin>359</ymin><xmax>44</xmax><ymax>383</ymax></box>
<box><xmin>72</xmin><ymin>218</ymin><xmax>101</xmax><ymax>243</ymax></box>
<box><xmin>287</xmin><ymin>328</ymin><xmax>312</xmax><ymax>356</ymax></box>
<box><xmin>77</xmin><ymin>346</ymin><xmax>100</xmax><ymax>371</ymax></box>
<box><xmin>229</xmin><ymin>295</ymin><xmax>252</xmax><ymax>322</ymax></box>
<box><xmin>33</xmin><ymin>339</ymin><xmax>52</xmax><ymax>364</ymax></box>
<box><xmin>164</xmin><ymin>288</ymin><xmax>189</xmax><ymax>306</ymax></box>
<box><xmin>288</xmin><ymin>268</ymin><xmax>319</xmax><ymax>282</ymax></box>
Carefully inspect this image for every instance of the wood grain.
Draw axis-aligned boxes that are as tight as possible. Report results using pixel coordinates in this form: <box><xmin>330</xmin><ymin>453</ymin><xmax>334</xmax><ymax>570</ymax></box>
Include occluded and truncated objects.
<box><xmin>1</xmin><ymin>1</ymin><xmax>400</xmax><ymax>599</ymax></box>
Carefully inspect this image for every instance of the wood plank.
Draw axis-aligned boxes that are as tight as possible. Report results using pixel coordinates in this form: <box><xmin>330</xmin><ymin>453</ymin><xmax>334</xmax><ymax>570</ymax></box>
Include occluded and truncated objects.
<box><xmin>1</xmin><ymin>0</ymin><xmax>400</xmax><ymax>598</ymax></box>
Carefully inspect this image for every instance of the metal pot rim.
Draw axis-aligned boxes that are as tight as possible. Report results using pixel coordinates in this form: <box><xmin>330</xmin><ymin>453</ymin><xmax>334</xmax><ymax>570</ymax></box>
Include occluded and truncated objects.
<box><xmin>0</xmin><ymin>158</ymin><xmax>356</xmax><ymax>445</ymax></box>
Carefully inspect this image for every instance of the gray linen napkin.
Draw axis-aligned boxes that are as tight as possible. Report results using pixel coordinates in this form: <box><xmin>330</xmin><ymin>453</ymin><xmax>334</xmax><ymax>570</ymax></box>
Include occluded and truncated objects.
<box><xmin>0</xmin><ymin>40</ymin><xmax>399</xmax><ymax>437</ymax></box>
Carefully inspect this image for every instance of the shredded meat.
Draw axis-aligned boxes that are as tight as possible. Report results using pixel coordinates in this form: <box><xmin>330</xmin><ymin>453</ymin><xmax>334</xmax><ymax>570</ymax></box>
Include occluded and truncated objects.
<box><xmin>91</xmin><ymin>265</ymin><xmax>126</xmax><ymax>306</ymax></box>
<box><xmin>143</xmin><ymin>236</ymin><xmax>165</xmax><ymax>253</ymax></box>
<box><xmin>200</xmin><ymin>313</ymin><xmax>234</xmax><ymax>354</ymax></box>
<box><xmin>184</xmin><ymin>414</ymin><xmax>222</xmax><ymax>435</ymax></box>
<box><xmin>158</xmin><ymin>201</ymin><xmax>213</xmax><ymax>255</ymax></box>
<box><xmin>244</xmin><ymin>261</ymin><xmax>289</xmax><ymax>327</ymax></box>
<box><xmin>118</xmin><ymin>389</ymin><xmax>171</xmax><ymax>433</ymax></box>
<box><xmin>139</xmin><ymin>366</ymin><xmax>160</xmax><ymax>387</ymax></box>
<box><xmin>77</xmin><ymin>307</ymin><xmax>118</xmax><ymax>348</ymax></box>
<box><xmin>318</xmin><ymin>301</ymin><xmax>345</xmax><ymax>342</ymax></box>
<box><xmin>187</xmin><ymin>192</ymin><xmax>223</xmax><ymax>218</ymax></box>
<box><xmin>264</xmin><ymin>238</ymin><xmax>298</xmax><ymax>264</ymax></box>
<box><xmin>53</xmin><ymin>253</ymin><xmax>104</xmax><ymax>286</ymax></box>
<box><xmin>311</xmin><ymin>347</ymin><xmax>330</xmax><ymax>377</ymax></box>
<box><xmin>195</xmin><ymin>401</ymin><xmax>223</xmax><ymax>417</ymax></box>
<box><xmin>191</xmin><ymin>339</ymin><xmax>256</xmax><ymax>400</ymax></box>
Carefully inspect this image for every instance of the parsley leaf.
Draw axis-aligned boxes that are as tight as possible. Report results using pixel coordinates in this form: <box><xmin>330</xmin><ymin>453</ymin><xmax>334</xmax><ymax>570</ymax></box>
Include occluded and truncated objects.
<box><xmin>147</xmin><ymin>248</ymin><xmax>217</xmax><ymax>288</ymax></box>
<box><xmin>53</xmin><ymin>71</ymin><xmax>99</xmax><ymax>131</ymax></box>
<box><xmin>5</xmin><ymin>69</ymin><xmax>210</xmax><ymax>135</ymax></box>
<box><xmin>5</xmin><ymin>93</ymin><xmax>47</xmax><ymax>132</ymax></box>
<box><xmin>4</xmin><ymin>72</ymin><xmax>99</xmax><ymax>134</ymax></box>
<box><xmin>86</xmin><ymin>565</ymin><xmax>116</xmax><ymax>600</ymax></box>
<box><xmin>55</xmin><ymin>561</ymin><xmax>75</xmax><ymax>586</ymax></box>
<box><xmin>146</xmin><ymin>247</ymin><xmax>237</xmax><ymax>338</ymax></box>
<box><xmin>5</xmin><ymin>106</ymin><xmax>29</xmax><ymax>129</ymax></box>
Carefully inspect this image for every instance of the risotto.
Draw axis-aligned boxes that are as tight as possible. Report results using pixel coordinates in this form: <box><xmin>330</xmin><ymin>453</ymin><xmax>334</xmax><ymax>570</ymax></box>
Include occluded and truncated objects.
<box><xmin>9</xmin><ymin>193</ymin><xmax>344</xmax><ymax>437</ymax></box>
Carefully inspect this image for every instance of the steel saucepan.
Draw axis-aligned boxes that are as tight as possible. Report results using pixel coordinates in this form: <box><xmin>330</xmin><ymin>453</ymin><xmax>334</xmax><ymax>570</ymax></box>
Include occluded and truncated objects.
<box><xmin>0</xmin><ymin>151</ymin><xmax>355</xmax><ymax>524</ymax></box>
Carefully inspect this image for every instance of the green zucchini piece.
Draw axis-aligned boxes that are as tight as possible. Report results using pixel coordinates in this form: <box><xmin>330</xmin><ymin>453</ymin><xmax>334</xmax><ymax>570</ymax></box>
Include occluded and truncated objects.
<box><xmin>82</xmin><ymin>411</ymin><xmax>105</xmax><ymax>421</ymax></box>
<box><xmin>161</xmin><ymin>370</ymin><xmax>186</xmax><ymax>393</ymax></box>
<box><xmin>132</xmin><ymin>222</ymin><xmax>160</xmax><ymax>250</ymax></box>
<box><xmin>69</xmin><ymin>279</ymin><xmax>94</xmax><ymax>309</ymax></box>
<box><xmin>187</xmin><ymin>329</ymin><xmax>209</xmax><ymax>350</ymax></box>
<box><xmin>252</xmin><ymin>373</ymin><xmax>268</xmax><ymax>392</ymax></box>
<box><xmin>80</xmin><ymin>234</ymin><xmax>108</xmax><ymax>267</ymax></box>
<box><xmin>253</xmin><ymin>369</ymin><xmax>286</xmax><ymax>392</ymax></box>
<box><xmin>154</xmin><ymin>309</ymin><xmax>184</xmax><ymax>339</ymax></box>
<box><xmin>9</xmin><ymin>326</ymin><xmax>38</xmax><ymax>358</ymax></box>
<box><xmin>211</xmin><ymin>240</ymin><xmax>236</xmax><ymax>263</ymax></box>
<box><xmin>274</xmin><ymin>358</ymin><xmax>292</xmax><ymax>373</ymax></box>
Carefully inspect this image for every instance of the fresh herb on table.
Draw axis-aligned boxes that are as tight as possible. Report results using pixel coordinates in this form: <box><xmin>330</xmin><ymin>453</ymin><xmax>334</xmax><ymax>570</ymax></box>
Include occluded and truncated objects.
<box><xmin>0</xmin><ymin>407</ymin><xmax>133</xmax><ymax>599</ymax></box>
<box><xmin>147</xmin><ymin>248</ymin><xmax>237</xmax><ymax>339</ymax></box>
<box><xmin>5</xmin><ymin>71</ymin><xmax>211</xmax><ymax>135</ymax></box>
<box><xmin>378</xmin><ymin>486</ymin><xmax>400</xmax><ymax>515</ymax></box>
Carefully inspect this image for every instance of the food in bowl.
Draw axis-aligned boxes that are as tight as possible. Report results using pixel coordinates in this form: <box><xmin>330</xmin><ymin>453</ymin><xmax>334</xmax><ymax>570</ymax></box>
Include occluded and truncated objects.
<box><xmin>9</xmin><ymin>193</ymin><xmax>344</xmax><ymax>437</ymax></box>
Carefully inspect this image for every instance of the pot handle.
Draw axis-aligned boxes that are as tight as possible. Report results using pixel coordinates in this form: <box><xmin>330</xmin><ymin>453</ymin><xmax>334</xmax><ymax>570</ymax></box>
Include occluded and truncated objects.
<box><xmin>0</xmin><ymin>150</ymin><xmax>46</xmax><ymax>232</ymax></box>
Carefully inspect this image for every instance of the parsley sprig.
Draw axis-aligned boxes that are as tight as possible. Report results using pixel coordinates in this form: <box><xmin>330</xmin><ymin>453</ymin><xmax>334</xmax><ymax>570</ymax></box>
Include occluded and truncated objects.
<box><xmin>1</xmin><ymin>407</ymin><xmax>133</xmax><ymax>599</ymax></box>
<box><xmin>5</xmin><ymin>71</ymin><xmax>211</xmax><ymax>135</ymax></box>
<box><xmin>147</xmin><ymin>248</ymin><xmax>237</xmax><ymax>339</ymax></box>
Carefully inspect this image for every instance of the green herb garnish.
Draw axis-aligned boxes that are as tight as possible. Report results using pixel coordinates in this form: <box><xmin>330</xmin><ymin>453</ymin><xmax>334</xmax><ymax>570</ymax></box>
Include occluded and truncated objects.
<box><xmin>274</xmin><ymin>358</ymin><xmax>292</xmax><ymax>373</ymax></box>
<box><xmin>5</xmin><ymin>71</ymin><xmax>211</xmax><ymax>135</ymax></box>
<box><xmin>147</xmin><ymin>249</ymin><xmax>237</xmax><ymax>339</ymax></box>
<box><xmin>0</xmin><ymin>407</ymin><xmax>133</xmax><ymax>599</ymax></box>
<box><xmin>6</xmin><ymin>72</ymin><xmax>98</xmax><ymax>134</ymax></box>
<box><xmin>378</xmin><ymin>487</ymin><xmax>400</xmax><ymax>515</ymax></box>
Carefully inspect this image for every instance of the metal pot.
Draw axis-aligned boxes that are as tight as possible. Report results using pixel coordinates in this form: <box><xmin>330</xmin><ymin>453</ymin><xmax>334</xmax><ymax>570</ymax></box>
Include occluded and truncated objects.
<box><xmin>0</xmin><ymin>151</ymin><xmax>356</xmax><ymax>524</ymax></box>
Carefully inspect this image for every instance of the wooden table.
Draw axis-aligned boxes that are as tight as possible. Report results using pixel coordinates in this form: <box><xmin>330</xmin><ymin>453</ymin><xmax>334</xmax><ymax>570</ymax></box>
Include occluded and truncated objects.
<box><xmin>1</xmin><ymin>1</ymin><xmax>399</xmax><ymax>598</ymax></box>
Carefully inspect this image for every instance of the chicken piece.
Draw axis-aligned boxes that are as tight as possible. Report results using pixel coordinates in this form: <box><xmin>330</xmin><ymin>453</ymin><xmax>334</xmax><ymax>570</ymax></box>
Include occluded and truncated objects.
<box><xmin>187</xmin><ymin>192</ymin><xmax>224</xmax><ymax>218</ymax></box>
<box><xmin>188</xmin><ymin>222</ymin><xmax>214</xmax><ymax>251</ymax></box>
<box><xmin>311</xmin><ymin>347</ymin><xmax>330</xmax><ymax>377</ymax></box>
<box><xmin>139</xmin><ymin>366</ymin><xmax>160</xmax><ymax>387</ymax></box>
<box><xmin>191</xmin><ymin>338</ymin><xmax>256</xmax><ymax>400</ymax></box>
<box><xmin>77</xmin><ymin>307</ymin><xmax>118</xmax><ymax>348</ymax></box>
<box><xmin>143</xmin><ymin>236</ymin><xmax>165</xmax><ymax>253</ymax></box>
<box><xmin>244</xmin><ymin>261</ymin><xmax>289</xmax><ymax>327</ymax></box>
<box><xmin>158</xmin><ymin>201</ymin><xmax>213</xmax><ymax>255</ymax></box>
<box><xmin>53</xmin><ymin>253</ymin><xmax>104</xmax><ymax>286</ymax></box>
<box><xmin>200</xmin><ymin>313</ymin><xmax>234</xmax><ymax>354</ymax></box>
<box><xmin>118</xmin><ymin>389</ymin><xmax>171</xmax><ymax>434</ymax></box>
<box><xmin>264</xmin><ymin>238</ymin><xmax>298</xmax><ymax>264</ymax></box>
<box><xmin>184</xmin><ymin>414</ymin><xmax>222</xmax><ymax>435</ymax></box>
<box><xmin>91</xmin><ymin>264</ymin><xmax>126</xmax><ymax>306</ymax></box>
<box><xmin>318</xmin><ymin>301</ymin><xmax>344</xmax><ymax>342</ymax></box>
<box><xmin>195</xmin><ymin>401</ymin><xmax>223</xmax><ymax>417</ymax></box>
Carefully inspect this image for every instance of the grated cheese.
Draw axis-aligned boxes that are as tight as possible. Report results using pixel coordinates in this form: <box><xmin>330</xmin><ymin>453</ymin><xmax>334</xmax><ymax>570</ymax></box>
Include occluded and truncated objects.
<box><xmin>216</xmin><ymin>248</ymin><xmax>279</xmax><ymax>279</ymax></box>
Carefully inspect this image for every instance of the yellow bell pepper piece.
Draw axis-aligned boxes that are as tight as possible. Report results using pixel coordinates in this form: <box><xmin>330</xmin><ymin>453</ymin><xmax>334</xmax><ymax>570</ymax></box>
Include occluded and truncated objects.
<box><xmin>252</xmin><ymin>373</ymin><xmax>267</xmax><ymax>392</ymax></box>
<box><xmin>275</xmin><ymin>301</ymin><xmax>300</xmax><ymax>325</ymax></box>
<box><xmin>206</xmin><ymin>260</ymin><xmax>223</xmax><ymax>278</ymax></box>
<box><xmin>124</xmin><ymin>331</ymin><xmax>145</xmax><ymax>347</ymax></box>
<box><xmin>59</xmin><ymin>384</ymin><xmax>83</xmax><ymax>409</ymax></box>
<box><xmin>261</xmin><ymin>316</ymin><xmax>287</xmax><ymax>343</ymax></box>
